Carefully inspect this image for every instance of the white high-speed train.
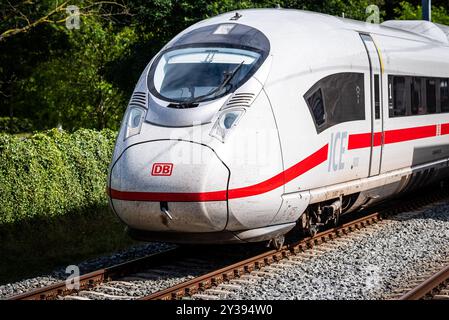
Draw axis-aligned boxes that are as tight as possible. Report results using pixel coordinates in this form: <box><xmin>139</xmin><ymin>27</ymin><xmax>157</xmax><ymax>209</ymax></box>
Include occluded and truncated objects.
<box><xmin>108</xmin><ymin>9</ymin><xmax>449</xmax><ymax>248</ymax></box>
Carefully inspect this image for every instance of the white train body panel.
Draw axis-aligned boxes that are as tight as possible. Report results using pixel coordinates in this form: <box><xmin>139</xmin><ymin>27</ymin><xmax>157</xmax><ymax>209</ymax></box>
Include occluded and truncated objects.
<box><xmin>108</xmin><ymin>9</ymin><xmax>449</xmax><ymax>243</ymax></box>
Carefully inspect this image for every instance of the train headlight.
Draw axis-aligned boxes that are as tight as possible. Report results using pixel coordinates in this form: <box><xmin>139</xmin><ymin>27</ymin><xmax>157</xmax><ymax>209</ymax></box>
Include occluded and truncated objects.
<box><xmin>210</xmin><ymin>108</ymin><xmax>245</xmax><ymax>143</ymax></box>
<box><xmin>124</xmin><ymin>107</ymin><xmax>146</xmax><ymax>140</ymax></box>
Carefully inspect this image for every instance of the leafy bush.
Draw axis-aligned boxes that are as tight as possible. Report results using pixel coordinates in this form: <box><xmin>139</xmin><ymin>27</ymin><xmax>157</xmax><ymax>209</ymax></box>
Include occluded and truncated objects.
<box><xmin>395</xmin><ymin>1</ymin><xmax>449</xmax><ymax>25</ymax></box>
<box><xmin>0</xmin><ymin>128</ymin><xmax>116</xmax><ymax>225</ymax></box>
<box><xmin>0</xmin><ymin>117</ymin><xmax>34</xmax><ymax>133</ymax></box>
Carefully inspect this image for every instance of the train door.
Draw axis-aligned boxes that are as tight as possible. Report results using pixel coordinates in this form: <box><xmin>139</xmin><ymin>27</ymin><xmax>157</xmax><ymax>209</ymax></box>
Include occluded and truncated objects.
<box><xmin>360</xmin><ymin>33</ymin><xmax>383</xmax><ymax>176</ymax></box>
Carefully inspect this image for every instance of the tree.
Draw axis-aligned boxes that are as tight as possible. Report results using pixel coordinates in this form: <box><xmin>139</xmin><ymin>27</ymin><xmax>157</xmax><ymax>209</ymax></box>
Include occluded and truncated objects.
<box><xmin>0</xmin><ymin>0</ymin><xmax>131</xmax><ymax>127</ymax></box>
<box><xmin>14</xmin><ymin>18</ymin><xmax>137</xmax><ymax>130</ymax></box>
<box><xmin>395</xmin><ymin>1</ymin><xmax>449</xmax><ymax>25</ymax></box>
<box><xmin>0</xmin><ymin>0</ymin><xmax>130</xmax><ymax>42</ymax></box>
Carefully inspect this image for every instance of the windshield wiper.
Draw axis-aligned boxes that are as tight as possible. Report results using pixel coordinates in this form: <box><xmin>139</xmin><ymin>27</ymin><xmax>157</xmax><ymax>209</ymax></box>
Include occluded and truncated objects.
<box><xmin>182</xmin><ymin>61</ymin><xmax>245</xmax><ymax>105</ymax></box>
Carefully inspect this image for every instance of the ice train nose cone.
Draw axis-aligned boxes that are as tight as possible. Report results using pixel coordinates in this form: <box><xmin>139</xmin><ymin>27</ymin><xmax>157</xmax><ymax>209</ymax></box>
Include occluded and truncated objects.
<box><xmin>109</xmin><ymin>140</ymin><xmax>229</xmax><ymax>233</ymax></box>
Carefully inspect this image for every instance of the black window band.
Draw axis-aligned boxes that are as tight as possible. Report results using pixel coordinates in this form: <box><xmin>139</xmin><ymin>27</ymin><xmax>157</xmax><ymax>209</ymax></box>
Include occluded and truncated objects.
<box><xmin>389</xmin><ymin>75</ymin><xmax>449</xmax><ymax>117</ymax></box>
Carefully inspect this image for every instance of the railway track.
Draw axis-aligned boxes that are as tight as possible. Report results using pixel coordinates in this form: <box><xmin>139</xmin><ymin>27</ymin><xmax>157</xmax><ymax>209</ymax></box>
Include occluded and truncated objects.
<box><xmin>397</xmin><ymin>264</ymin><xmax>449</xmax><ymax>300</ymax></box>
<box><xmin>8</xmin><ymin>247</ymin><xmax>182</xmax><ymax>300</ymax></box>
<box><xmin>8</xmin><ymin>188</ymin><xmax>449</xmax><ymax>300</ymax></box>
<box><xmin>8</xmin><ymin>241</ymin><xmax>267</xmax><ymax>300</ymax></box>
<box><xmin>143</xmin><ymin>190</ymin><xmax>449</xmax><ymax>301</ymax></box>
<box><xmin>141</xmin><ymin>212</ymin><xmax>384</xmax><ymax>300</ymax></box>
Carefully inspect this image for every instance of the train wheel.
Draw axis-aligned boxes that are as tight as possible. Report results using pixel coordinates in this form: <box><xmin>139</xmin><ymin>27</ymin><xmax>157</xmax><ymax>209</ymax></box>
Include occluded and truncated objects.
<box><xmin>269</xmin><ymin>235</ymin><xmax>285</xmax><ymax>250</ymax></box>
<box><xmin>306</xmin><ymin>215</ymin><xmax>318</xmax><ymax>237</ymax></box>
<box><xmin>298</xmin><ymin>212</ymin><xmax>318</xmax><ymax>237</ymax></box>
<box><xmin>332</xmin><ymin>212</ymin><xmax>340</xmax><ymax>227</ymax></box>
<box><xmin>308</xmin><ymin>224</ymin><xmax>318</xmax><ymax>237</ymax></box>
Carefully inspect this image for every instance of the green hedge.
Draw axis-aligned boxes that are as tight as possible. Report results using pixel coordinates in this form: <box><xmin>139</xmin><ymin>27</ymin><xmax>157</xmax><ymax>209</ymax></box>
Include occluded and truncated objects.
<box><xmin>0</xmin><ymin>128</ymin><xmax>117</xmax><ymax>225</ymax></box>
<box><xmin>0</xmin><ymin>117</ymin><xmax>34</xmax><ymax>134</ymax></box>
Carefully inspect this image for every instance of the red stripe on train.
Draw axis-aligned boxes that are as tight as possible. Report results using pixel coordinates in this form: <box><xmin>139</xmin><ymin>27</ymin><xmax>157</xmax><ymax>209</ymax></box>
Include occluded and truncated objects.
<box><xmin>384</xmin><ymin>125</ymin><xmax>436</xmax><ymax>144</ymax></box>
<box><xmin>109</xmin><ymin>145</ymin><xmax>329</xmax><ymax>202</ymax></box>
<box><xmin>441</xmin><ymin>123</ymin><xmax>449</xmax><ymax>135</ymax></box>
<box><xmin>349</xmin><ymin>124</ymin><xmax>445</xmax><ymax>150</ymax></box>
<box><xmin>109</xmin><ymin>189</ymin><xmax>227</xmax><ymax>202</ymax></box>
<box><xmin>348</xmin><ymin>132</ymin><xmax>382</xmax><ymax>150</ymax></box>
<box><xmin>110</xmin><ymin>123</ymin><xmax>449</xmax><ymax>202</ymax></box>
<box><xmin>228</xmin><ymin>144</ymin><xmax>328</xmax><ymax>199</ymax></box>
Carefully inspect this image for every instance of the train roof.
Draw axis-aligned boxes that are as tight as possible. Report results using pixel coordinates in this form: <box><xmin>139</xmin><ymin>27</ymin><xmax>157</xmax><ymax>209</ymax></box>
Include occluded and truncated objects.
<box><xmin>196</xmin><ymin>8</ymin><xmax>449</xmax><ymax>47</ymax></box>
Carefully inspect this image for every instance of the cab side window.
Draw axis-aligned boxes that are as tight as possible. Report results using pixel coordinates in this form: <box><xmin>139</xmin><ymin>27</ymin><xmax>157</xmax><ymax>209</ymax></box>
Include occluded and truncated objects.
<box><xmin>304</xmin><ymin>73</ymin><xmax>365</xmax><ymax>133</ymax></box>
<box><xmin>306</xmin><ymin>88</ymin><xmax>325</xmax><ymax>127</ymax></box>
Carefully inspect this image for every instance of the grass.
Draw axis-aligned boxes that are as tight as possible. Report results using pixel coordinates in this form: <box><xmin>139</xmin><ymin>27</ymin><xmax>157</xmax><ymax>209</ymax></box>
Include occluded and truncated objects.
<box><xmin>0</xmin><ymin>206</ymin><xmax>135</xmax><ymax>284</ymax></box>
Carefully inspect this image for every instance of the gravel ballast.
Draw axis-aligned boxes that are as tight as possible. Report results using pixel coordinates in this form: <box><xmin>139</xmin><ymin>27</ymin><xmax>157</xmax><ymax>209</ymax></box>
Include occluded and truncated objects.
<box><xmin>0</xmin><ymin>242</ymin><xmax>174</xmax><ymax>299</ymax></box>
<box><xmin>224</xmin><ymin>201</ymin><xmax>449</xmax><ymax>300</ymax></box>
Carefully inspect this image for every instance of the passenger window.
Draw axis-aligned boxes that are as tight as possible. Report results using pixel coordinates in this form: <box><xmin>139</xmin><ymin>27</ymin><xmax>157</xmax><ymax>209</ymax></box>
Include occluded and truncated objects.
<box><xmin>390</xmin><ymin>76</ymin><xmax>449</xmax><ymax>117</ymax></box>
<box><xmin>426</xmin><ymin>79</ymin><xmax>437</xmax><ymax>114</ymax></box>
<box><xmin>389</xmin><ymin>76</ymin><xmax>407</xmax><ymax>117</ymax></box>
<box><xmin>304</xmin><ymin>73</ymin><xmax>365</xmax><ymax>133</ymax></box>
<box><xmin>411</xmin><ymin>77</ymin><xmax>424</xmax><ymax>115</ymax></box>
<box><xmin>441</xmin><ymin>79</ymin><xmax>449</xmax><ymax>113</ymax></box>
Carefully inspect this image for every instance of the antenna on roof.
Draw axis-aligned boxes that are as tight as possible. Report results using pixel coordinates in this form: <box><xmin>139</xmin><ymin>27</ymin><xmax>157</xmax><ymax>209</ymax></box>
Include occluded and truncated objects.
<box><xmin>230</xmin><ymin>12</ymin><xmax>242</xmax><ymax>21</ymax></box>
<box><xmin>275</xmin><ymin>4</ymin><xmax>282</xmax><ymax>9</ymax></box>
<box><xmin>422</xmin><ymin>0</ymin><xmax>432</xmax><ymax>21</ymax></box>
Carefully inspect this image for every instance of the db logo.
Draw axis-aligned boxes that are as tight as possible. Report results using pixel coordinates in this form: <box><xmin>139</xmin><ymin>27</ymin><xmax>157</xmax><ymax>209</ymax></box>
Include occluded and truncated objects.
<box><xmin>151</xmin><ymin>163</ymin><xmax>173</xmax><ymax>176</ymax></box>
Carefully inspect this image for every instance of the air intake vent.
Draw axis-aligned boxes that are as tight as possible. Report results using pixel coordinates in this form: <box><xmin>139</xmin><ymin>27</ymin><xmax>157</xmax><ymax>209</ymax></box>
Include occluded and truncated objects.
<box><xmin>129</xmin><ymin>92</ymin><xmax>147</xmax><ymax>108</ymax></box>
<box><xmin>223</xmin><ymin>93</ymin><xmax>255</xmax><ymax>109</ymax></box>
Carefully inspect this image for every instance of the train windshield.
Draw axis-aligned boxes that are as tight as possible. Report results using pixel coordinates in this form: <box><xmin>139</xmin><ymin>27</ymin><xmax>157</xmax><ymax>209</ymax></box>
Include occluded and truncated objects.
<box><xmin>149</xmin><ymin>47</ymin><xmax>262</xmax><ymax>103</ymax></box>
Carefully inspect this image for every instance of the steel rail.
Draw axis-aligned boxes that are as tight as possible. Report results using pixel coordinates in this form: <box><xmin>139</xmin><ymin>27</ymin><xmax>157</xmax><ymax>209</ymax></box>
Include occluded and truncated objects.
<box><xmin>8</xmin><ymin>247</ymin><xmax>180</xmax><ymax>300</ymax></box>
<box><xmin>399</xmin><ymin>264</ymin><xmax>449</xmax><ymax>300</ymax></box>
